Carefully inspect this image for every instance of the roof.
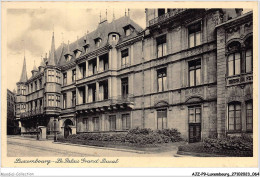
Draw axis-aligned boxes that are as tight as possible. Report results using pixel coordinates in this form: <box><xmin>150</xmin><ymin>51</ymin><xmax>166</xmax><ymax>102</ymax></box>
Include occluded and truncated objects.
<box><xmin>19</xmin><ymin>56</ymin><xmax>28</xmax><ymax>83</ymax></box>
<box><xmin>57</xmin><ymin>15</ymin><xmax>143</xmax><ymax>67</ymax></box>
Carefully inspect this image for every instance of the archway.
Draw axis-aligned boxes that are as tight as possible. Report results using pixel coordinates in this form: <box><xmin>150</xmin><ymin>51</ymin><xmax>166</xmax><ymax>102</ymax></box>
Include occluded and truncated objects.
<box><xmin>64</xmin><ymin>119</ymin><xmax>73</xmax><ymax>138</ymax></box>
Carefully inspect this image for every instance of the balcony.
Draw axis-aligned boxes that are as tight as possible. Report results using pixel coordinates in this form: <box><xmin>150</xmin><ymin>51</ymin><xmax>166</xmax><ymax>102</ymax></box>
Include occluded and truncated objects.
<box><xmin>149</xmin><ymin>9</ymin><xmax>187</xmax><ymax>27</ymax></box>
<box><xmin>226</xmin><ymin>73</ymin><xmax>253</xmax><ymax>87</ymax></box>
<box><xmin>76</xmin><ymin>70</ymin><xmax>113</xmax><ymax>86</ymax></box>
<box><xmin>76</xmin><ymin>94</ymin><xmax>135</xmax><ymax>113</ymax></box>
<box><xmin>20</xmin><ymin>108</ymin><xmax>44</xmax><ymax>119</ymax></box>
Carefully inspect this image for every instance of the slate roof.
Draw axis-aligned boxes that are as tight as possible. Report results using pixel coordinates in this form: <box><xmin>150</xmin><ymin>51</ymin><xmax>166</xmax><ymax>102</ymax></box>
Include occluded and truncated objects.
<box><xmin>57</xmin><ymin>15</ymin><xmax>143</xmax><ymax>67</ymax></box>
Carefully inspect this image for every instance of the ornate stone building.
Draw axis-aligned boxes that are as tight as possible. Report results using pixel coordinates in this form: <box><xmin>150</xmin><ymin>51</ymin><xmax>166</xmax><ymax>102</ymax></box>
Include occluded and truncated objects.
<box><xmin>15</xmin><ymin>8</ymin><xmax>253</xmax><ymax>142</ymax></box>
<box><xmin>7</xmin><ymin>89</ymin><xmax>19</xmax><ymax>135</ymax></box>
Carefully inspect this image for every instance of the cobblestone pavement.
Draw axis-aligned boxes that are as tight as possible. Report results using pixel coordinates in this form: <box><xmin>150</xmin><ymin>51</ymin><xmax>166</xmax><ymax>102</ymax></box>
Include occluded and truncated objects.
<box><xmin>7</xmin><ymin>136</ymin><xmax>182</xmax><ymax>157</ymax></box>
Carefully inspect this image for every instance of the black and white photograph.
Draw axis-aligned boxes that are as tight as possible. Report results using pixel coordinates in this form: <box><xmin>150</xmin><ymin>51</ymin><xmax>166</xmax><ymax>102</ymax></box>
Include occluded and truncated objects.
<box><xmin>1</xmin><ymin>1</ymin><xmax>258</xmax><ymax>173</ymax></box>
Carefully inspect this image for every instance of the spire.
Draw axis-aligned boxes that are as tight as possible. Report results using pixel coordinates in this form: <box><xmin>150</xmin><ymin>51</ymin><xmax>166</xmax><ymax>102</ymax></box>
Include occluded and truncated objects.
<box><xmin>125</xmin><ymin>9</ymin><xmax>127</xmax><ymax>16</ymax></box>
<box><xmin>48</xmin><ymin>32</ymin><xmax>57</xmax><ymax>66</ymax></box>
<box><xmin>19</xmin><ymin>56</ymin><xmax>28</xmax><ymax>83</ymax></box>
<box><xmin>113</xmin><ymin>9</ymin><xmax>115</xmax><ymax>21</ymax></box>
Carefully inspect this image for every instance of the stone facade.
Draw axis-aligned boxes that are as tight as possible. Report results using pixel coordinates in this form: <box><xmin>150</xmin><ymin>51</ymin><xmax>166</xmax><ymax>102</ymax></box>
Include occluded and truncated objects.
<box><xmin>15</xmin><ymin>9</ymin><xmax>253</xmax><ymax>142</ymax></box>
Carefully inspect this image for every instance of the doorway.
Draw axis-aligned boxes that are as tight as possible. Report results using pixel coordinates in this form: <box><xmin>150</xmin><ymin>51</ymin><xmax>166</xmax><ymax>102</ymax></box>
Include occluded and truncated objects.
<box><xmin>189</xmin><ymin>123</ymin><xmax>201</xmax><ymax>143</ymax></box>
<box><xmin>64</xmin><ymin>119</ymin><xmax>73</xmax><ymax>138</ymax></box>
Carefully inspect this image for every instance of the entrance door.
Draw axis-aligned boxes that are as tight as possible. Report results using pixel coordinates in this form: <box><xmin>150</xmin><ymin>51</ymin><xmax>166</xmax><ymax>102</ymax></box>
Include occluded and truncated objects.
<box><xmin>189</xmin><ymin>123</ymin><xmax>201</xmax><ymax>143</ymax></box>
<box><xmin>64</xmin><ymin>119</ymin><xmax>73</xmax><ymax>138</ymax></box>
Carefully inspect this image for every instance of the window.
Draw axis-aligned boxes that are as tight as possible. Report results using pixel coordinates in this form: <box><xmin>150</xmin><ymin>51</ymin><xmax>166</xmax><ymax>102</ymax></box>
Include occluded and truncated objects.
<box><xmin>88</xmin><ymin>84</ymin><xmax>96</xmax><ymax>103</ymax></box>
<box><xmin>112</xmin><ymin>35</ymin><xmax>116</xmax><ymax>41</ymax></box>
<box><xmin>122</xmin><ymin>114</ymin><xmax>130</xmax><ymax>130</ymax></box>
<box><xmin>72</xmin><ymin>69</ymin><xmax>76</xmax><ymax>82</ymax></box>
<box><xmin>63</xmin><ymin>73</ymin><xmax>67</xmax><ymax>85</ymax></box>
<box><xmin>157</xmin><ymin>109</ymin><xmax>167</xmax><ymax>129</ymax></box>
<box><xmin>83</xmin><ymin>118</ymin><xmax>89</xmax><ymax>131</ymax></box>
<box><xmin>39</xmin><ymin>79</ymin><xmax>42</xmax><ymax>88</ymax></box>
<box><xmin>31</xmin><ymin>83</ymin><xmax>33</xmax><ymax>93</ymax></box>
<box><xmin>188</xmin><ymin>106</ymin><xmax>201</xmax><ymax>123</ymax></box>
<box><xmin>65</xmin><ymin>54</ymin><xmax>72</xmax><ymax>61</ymax></box>
<box><xmin>121</xmin><ymin>49</ymin><xmax>129</xmax><ymax>68</ymax></box>
<box><xmin>56</xmin><ymin>95</ymin><xmax>60</xmax><ymax>107</ymax></box>
<box><xmin>95</xmin><ymin>38</ymin><xmax>102</xmax><ymax>47</ymax></box>
<box><xmin>72</xmin><ymin>91</ymin><xmax>76</xmax><ymax>107</ymax></box>
<box><xmin>157</xmin><ymin>68</ymin><xmax>167</xmax><ymax>92</ymax></box>
<box><xmin>63</xmin><ymin>93</ymin><xmax>67</xmax><ymax>109</ymax></box>
<box><xmin>83</xmin><ymin>44</ymin><xmax>89</xmax><ymax>53</ymax></box>
<box><xmin>246</xmin><ymin>49</ymin><xmax>252</xmax><ymax>73</ymax></box>
<box><xmin>88</xmin><ymin>59</ymin><xmax>97</xmax><ymax>75</ymax></box>
<box><xmin>109</xmin><ymin>115</ymin><xmax>116</xmax><ymax>131</ymax></box>
<box><xmin>157</xmin><ymin>35</ymin><xmax>167</xmax><ymax>58</ymax></box>
<box><xmin>158</xmin><ymin>8</ymin><xmax>166</xmax><ymax>17</ymax></box>
<box><xmin>75</xmin><ymin>50</ymin><xmax>82</xmax><ymax>58</ymax></box>
<box><xmin>188</xmin><ymin>22</ymin><xmax>201</xmax><ymax>48</ymax></box>
<box><xmin>228</xmin><ymin>103</ymin><xmax>241</xmax><ymax>131</ymax></box>
<box><xmin>93</xmin><ymin>117</ymin><xmax>99</xmax><ymax>131</ymax></box>
<box><xmin>48</xmin><ymin>95</ymin><xmax>55</xmax><ymax>107</ymax></box>
<box><xmin>125</xmin><ymin>28</ymin><xmax>131</xmax><ymax>36</ymax></box>
<box><xmin>79</xmin><ymin>62</ymin><xmax>86</xmax><ymax>78</ymax></box>
<box><xmin>56</xmin><ymin>71</ymin><xmax>60</xmax><ymax>83</ymax></box>
<box><xmin>228</xmin><ymin>53</ymin><xmax>241</xmax><ymax>76</ymax></box>
<box><xmin>17</xmin><ymin>86</ymin><xmax>20</xmax><ymax>95</ymax></box>
<box><xmin>99</xmin><ymin>53</ymin><xmax>109</xmax><ymax>72</ymax></box>
<box><xmin>35</xmin><ymin>81</ymin><xmax>37</xmax><ymax>91</ymax></box>
<box><xmin>246</xmin><ymin>101</ymin><xmax>253</xmax><ymax>132</ymax></box>
<box><xmin>48</xmin><ymin>70</ymin><xmax>55</xmax><ymax>82</ymax></box>
<box><xmin>121</xmin><ymin>78</ymin><xmax>128</xmax><ymax>98</ymax></box>
<box><xmin>21</xmin><ymin>86</ymin><xmax>26</xmax><ymax>95</ymax></box>
<box><xmin>123</xmin><ymin>25</ymin><xmax>133</xmax><ymax>36</ymax></box>
<box><xmin>189</xmin><ymin>59</ymin><xmax>201</xmax><ymax>86</ymax></box>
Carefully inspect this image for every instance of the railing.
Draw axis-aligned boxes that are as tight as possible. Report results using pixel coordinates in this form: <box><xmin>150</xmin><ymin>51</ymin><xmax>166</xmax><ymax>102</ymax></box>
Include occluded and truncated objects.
<box><xmin>149</xmin><ymin>9</ymin><xmax>187</xmax><ymax>27</ymax></box>
<box><xmin>226</xmin><ymin>73</ymin><xmax>253</xmax><ymax>86</ymax></box>
<box><xmin>76</xmin><ymin>94</ymin><xmax>135</xmax><ymax>110</ymax></box>
<box><xmin>20</xmin><ymin>107</ymin><xmax>44</xmax><ymax>118</ymax></box>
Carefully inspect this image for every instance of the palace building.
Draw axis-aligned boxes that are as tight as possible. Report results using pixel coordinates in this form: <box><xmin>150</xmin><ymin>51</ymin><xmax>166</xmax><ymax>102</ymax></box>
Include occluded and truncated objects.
<box><xmin>15</xmin><ymin>8</ymin><xmax>253</xmax><ymax>142</ymax></box>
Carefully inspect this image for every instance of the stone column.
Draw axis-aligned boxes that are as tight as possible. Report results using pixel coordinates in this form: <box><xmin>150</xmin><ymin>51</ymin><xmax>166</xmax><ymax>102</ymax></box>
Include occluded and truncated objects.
<box><xmin>96</xmin><ymin>82</ymin><xmax>99</xmax><ymax>101</ymax></box>
<box><xmin>96</xmin><ymin>56</ymin><xmax>99</xmax><ymax>73</ymax></box>
<box><xmin>76</xmin><ymin>64</ymin><xmax>80</xmax><ymax>80</ymax></box>
<box><xmin>76</xmin><ymin>87</ymin><xmax>79</xmax><ymax>105</ymax></box>
<box><xmin>109</xmin><ymin>50</ymin><xmax>112</xmax><ymax>69</ymax></box>
<box><xmin>86</xmin><ymin>60</ymin><xmax>89</xmax><ymax>77</ymax></box>
<box><xmin>108</xmin><ymin>77</ymin><xmax>112</xmax><ymax>99</ymax></box>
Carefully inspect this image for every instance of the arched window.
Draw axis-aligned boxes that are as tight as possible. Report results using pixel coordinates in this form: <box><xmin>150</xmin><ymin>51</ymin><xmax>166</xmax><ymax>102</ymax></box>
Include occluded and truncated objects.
<box><xmin>228</xmin><ymin>102</ymin><xmax>241</xmax><ymax>131</ymax></box>
<box><xmin>227</xmin><ymin>41</ymin><xmax>241</xmax><ymax>76</ymax></box>
<box><xmin>245</xmin><ymin>36</ymin><xmax>253</xmax><ymax>73</ymax></box>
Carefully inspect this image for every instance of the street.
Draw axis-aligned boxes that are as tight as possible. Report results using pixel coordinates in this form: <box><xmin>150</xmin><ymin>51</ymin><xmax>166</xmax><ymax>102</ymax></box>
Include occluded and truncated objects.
<box><xmin>7</xmin><ymin>136</ymin><xmax>182</xmax><ymax>157</ymax></box>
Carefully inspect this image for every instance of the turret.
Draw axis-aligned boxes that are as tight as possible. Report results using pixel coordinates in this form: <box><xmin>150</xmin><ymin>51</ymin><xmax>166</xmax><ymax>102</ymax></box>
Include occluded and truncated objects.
<box><xmin>31</xmin><ymin>60</ymin><xmax>38</xmax><ymax>77</ymax></box>
<box><xmin>47</xmin><ymin>32</ymin><xmax>57</xmax><ymax>66</ymax></box>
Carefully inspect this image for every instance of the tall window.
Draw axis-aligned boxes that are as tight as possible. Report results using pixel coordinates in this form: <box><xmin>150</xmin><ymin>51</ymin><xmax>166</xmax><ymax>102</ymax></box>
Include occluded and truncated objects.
<box><xmin>246</xmin><ymin>49</ymin><xmax>253</xmax><ymax>73</ymax></box>
<box><xmin>121</xmin><ymin>78</ymin><xmax>129</xmax><ymax>98</ymax></box>
<box><xmin>83</xmin><ymin>118</ymin><xmax>89</xmax><ymax>131</ymax></box>
<box><xmin>228</xmin><ymin>53</ymin><xmax>241</xmax><ymax>76</ymax></box>
<box><xmin>157</xmin><ymin>35</ymin><xmax>167</xmax><ymax>58</ymax></box>
<box><xmin>188</xmin><ymin>22</ymin><xmax>201</xmax><ymax>48</ymax></box>
<box><xmin>95</xmin><ymin>38</ymin><xmax>102</xmax><ymax>47</ymax></box>
<box><xmin>228</xmin><ymin>102</ymin><xmax>241</xmax><ymax>131</ymax></box>
<box><xmin>48</xmin><ymin>95</ymin><xmax>54</xmax><ymax>107</ymax></box>
<box><xmin>35</xmin><ymin>81</ymin><xmax>37</xmax><ymax>91</ymax></box>
<box><xmin>93</xmin><ymin>117</ymin><xmax>99</xmax><ymax>131</ymax></box>
<box><xmin>31</xmin><ymin>83</ymin><xmax>33</xmax><ymax>93</ymax></box>
<box><xmin>109</xmin><ymin>115</ymin><xmax>116</xmax><ymax>131</ymax></box>
<box><xmin>56</xmin><ymin>71</ymin><xmax>60</xmax><ymax>83</ymax></box>
<box><xmin>121</xmin><ymin>49</ymin><xmax>129</xmax><ymax>68</ymax></box>
<box><xmin>188</xmin><ymin>106</ymin><xmax>201</xmax><ymax>123</ymax></box>
<box><xmin>39</xmin><ymin>79</ymin><xmax>42</xmax><ymax>88</ymax></box>
<box><xmin>21</xmin><ymin>86</ymin><xmax>26</xmax><ymax>95</ymax></box>
<box><xmin>56</xmin><ymin>95</ymin><xmax>60</xmax><ymax>107</ymax></box>
<box><xmin>72</xmin><ymin>69</ymin><xmax>76</xmax><ymax>82</ymax></box>
<box><xmin>72</xmin><ymin>91</ymin><xmax>76</xmax><ymax>107</ymax></box>
<box><xmin>246</xmin><ymin>101</ymin><xmax>253</xmax><ymax>132</ymax></box>
<box><xmin>189</xmin><ymin>59</ymin><xmax>201</xmax><ymax>86</ymax></box>
<box><xmin>63</xmin><ymin>93</ymin><xmax>67</xmax><ymax>109</ymax></box>
<box><xmin>63</xmin><ymin>72</ymin><xmax>67</xmax><ymax>85</ymax></box>
<box><xmin>48</xmin><ymin>70</ymin><xmax>55</xmax><ymax>82</ymax></box>
<box><xmin>157</xmin><ymin>68</ymin><xmax>167</xmax><ymax>92</ymax></box>
<box><xmin>157</xmin><ymin>109</ymin><xmax>167</xmax><ymax>129</ymax></box>
<box><xmin>122</xmin><ymin>114</ymin><xmax>130</xmax><ymax>130</ymax></box>
<box><xmin>158</xmin><ymin>8</ymin><xmax>166</xmax><ymax>17</ymax></box>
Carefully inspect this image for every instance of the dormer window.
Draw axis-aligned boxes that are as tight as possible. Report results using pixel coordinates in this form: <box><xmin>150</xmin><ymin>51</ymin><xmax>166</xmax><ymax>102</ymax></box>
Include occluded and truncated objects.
<box><xmin>65</xmin><ymin>54</ymin><xmax>72</xmax><ymax>61</ymax></box>
<box><xmin>83</xmin><ymin>44</ymin><xmax>89</xmax><ymax>53</ymax></box>
<box><xmin>74</xmin><ymin>50</ymin><xmax>82</xmax><ymax>58</ymax></box>
<box><xmin>94</xmin><ymin>38</ymin><xmax>102</xmax><ymax>47</ymax></box>
<box><xmin>123</xmin><ymin>25</ymin><xmax>135</xmax><ymax>36</ymax></box>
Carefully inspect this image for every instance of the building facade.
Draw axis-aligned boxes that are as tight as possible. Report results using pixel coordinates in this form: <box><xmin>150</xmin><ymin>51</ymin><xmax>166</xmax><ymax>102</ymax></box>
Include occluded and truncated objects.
<box><xmin>15</xmin><ymin>8</ymin><xmax>253</xmax><ymax>142</ymax></box>
<box><xmin>7</xmin><ymin>89</ymin><xmax>19</xmax><ymax>135</ymax></box>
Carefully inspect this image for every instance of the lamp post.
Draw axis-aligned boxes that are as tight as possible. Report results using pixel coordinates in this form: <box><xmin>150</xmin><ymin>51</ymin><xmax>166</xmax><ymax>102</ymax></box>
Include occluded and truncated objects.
<box><xmin>54</xmin><ymin>118</ymin><xmax>57</xmax><ymax>142</ymax></box>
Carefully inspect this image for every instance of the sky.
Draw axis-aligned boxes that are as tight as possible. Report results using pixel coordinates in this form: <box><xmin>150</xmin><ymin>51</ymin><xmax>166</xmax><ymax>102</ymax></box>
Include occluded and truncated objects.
<box><xmin>6</xmin><ymin>8</ymin><xmax>146</xmax><ymax>92</ymax></box>
<box><xmin>6</xmin><ymin>8</ymin><xmax>252</xmax><ymax>92</ymax></box>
